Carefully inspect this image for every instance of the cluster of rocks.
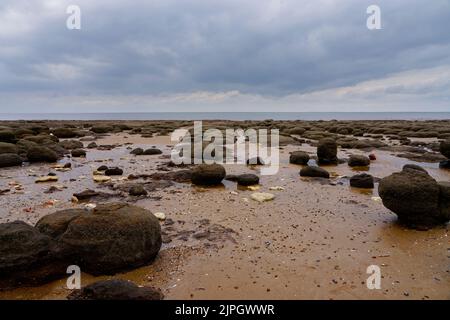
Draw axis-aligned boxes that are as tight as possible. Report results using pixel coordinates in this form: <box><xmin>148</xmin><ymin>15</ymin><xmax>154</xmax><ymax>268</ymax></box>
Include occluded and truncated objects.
<box><xmin>0</xmin><ymin>125</ymin><xmax>91</xmax><ymax>167</ymax></box>
<box><xmin>131</xmin><ymin>147</ymin><xmax>163</xmax><ymax>155</ymax></box>
<box><xmin>0</xmin><ymin>203</ymin><xmax>162</xmax><ymax>290</ymax></box>
<box><xmin>379</xmin><ymin>165</ymin><xmax>450</xmax><ymax>228</ymax></box>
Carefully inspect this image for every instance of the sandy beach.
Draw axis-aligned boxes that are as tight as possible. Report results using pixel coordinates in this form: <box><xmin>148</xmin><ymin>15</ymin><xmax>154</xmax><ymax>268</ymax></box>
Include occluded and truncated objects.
<box><xmin>0</xmin><ymin>119</ymin><xmax>448</xmax><ymax>300</ymax></box>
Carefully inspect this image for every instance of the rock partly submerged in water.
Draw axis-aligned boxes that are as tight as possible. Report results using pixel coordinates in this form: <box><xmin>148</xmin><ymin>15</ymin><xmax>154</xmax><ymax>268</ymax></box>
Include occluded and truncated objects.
<box><xmin>67</xmin><ymin>279</ymin><xmax>164</xmax><ymax>300</ymax></box>
<box><xmin>348</xmin><ymin>154</ymin><xmax>370</xmax><ymax>167</ymax></box>
<box><xmin>350</xmin><ymin>173</ymin><xmax>374</xmax><ymax>189</ymax></box>
<box><xmin>299</xmin><ymin>166</ymin><xmax>330</xmax><ymax>179</ymax></box>
<box><xmin>191</xmin><ymin>164</ymin><xmax>226</xmax><ymax>186</ymax></box>
<box><xmin>317</xmin><ymin>138</ymin><xmax>338</xmax><ymax>164</ymax></box>
<box><xmin>378</xmin><ymin>167</ymin><xmax>450</xmax><ymax>228</ymax></box>
<box><xmin>289</xmin><ymin>151</ymin><xmax>310</xmax><ymax>165</ymax></box>
<box><xmin>237</xmin><ymin>174</ymin><xmax>260</xmax><ymax>186</ymax></box>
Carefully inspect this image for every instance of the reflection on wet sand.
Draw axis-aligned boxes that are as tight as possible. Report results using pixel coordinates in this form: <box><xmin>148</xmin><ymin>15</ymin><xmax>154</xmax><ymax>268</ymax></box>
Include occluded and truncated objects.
<box><xmin>0</xmin><ymin>132</ymin><xmax>449</xmax><ymax>300</ymax></box>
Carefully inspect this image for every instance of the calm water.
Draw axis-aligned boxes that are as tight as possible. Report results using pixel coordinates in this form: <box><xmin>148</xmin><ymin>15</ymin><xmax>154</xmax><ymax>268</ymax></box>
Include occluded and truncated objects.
<box><xmin>0</xmin><ymin>112</ymin><xmax>449</xmax><ymax>121</ymax></box>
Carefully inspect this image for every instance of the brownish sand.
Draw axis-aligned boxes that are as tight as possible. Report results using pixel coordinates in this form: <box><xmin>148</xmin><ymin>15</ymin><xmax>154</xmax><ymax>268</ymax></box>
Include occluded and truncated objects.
<box><xmin>0</xmin><ymin>132</ymin><xmax>449</xmax><ymax>300</ymax></box>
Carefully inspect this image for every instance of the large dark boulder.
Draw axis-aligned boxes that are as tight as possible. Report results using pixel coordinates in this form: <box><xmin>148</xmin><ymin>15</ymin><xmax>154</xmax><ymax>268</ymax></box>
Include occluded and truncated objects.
<box><xmin>289</xmin><ymin>151</ymin><xmax>310</xmax><ymax>165</ymax></box>
<box><xmin>36</xmin><ymin>209</ymin><xmax>86</xmax><ymax>238</ymax></box>
<box><xmin>191</xmin><ymin>164</ymin><xmax>226</xmax><ymax>186</ymax></box>
<box><xmin>38</xmin><ymin>203</ymin><xmax>162</xmax><ymax>275</ymax></box>
<box><xmin>0</xmin><ymin>153</ymin><xmax>23</xmax><ymax>168</ymax></box>
<box><xmin>350</xmin><ymin>173</ymin><xmax>374</xmax><ymax>188</ymax></box>
<box><xmin>440</xmin><ymin>139</ymin><xmax>450</xmax><ymax>159</ymax></box>
<box><xmin>378</xmin><ymin>168</ymin><xmax>449</xmax><ymax>228</ymax></box>
<box><xmin>67</xmin><ymin>279</ymin><xmax>163</xmax><ymax>300</ymax></box>
<box><xmin>317</xmin><ymin>138</ymin><xmax>338</xmax><ymax>164</ymax></box>
<box><xmin>27</xmin><ymin>146</ymin><xmax>58</xmax><ymax>163</ymax></box>
<box><xmin>299</xmin><ymin>166</ymin><xmax>330</xmax><ymax>178</ymax></box>
<box><xmin>348</xmin><ymin>155</ymin><xmax>370</xmax><ymax>167</ymax></box>
<box><xmin>0</xmin><ymin>221</ymin><xmax>66</xmax><ymax>289</ymax></box>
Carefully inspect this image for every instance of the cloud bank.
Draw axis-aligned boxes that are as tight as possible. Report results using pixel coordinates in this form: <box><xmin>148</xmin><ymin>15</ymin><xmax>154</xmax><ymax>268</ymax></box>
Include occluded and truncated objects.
<box><xmin>1</xmin><ymin>0</ymin><xmax>449</xmax><ymax>112</ymax></box>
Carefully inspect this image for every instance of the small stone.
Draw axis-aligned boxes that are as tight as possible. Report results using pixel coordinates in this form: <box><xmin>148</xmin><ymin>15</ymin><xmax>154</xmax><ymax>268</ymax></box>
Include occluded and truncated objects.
<box><xmin>93</xmin><ymin>175</ymin><xmax>111</xmax><ymax>183</ymax></box>
<box><xmin>250</xmin><ymin>192</ymin><xmax>275</xmax><ymax>203</ymax></box>
<box><xmin>35</xmin><ymin>176</ymin><xmax>59</xmax><ymax>183</ymax></box>
<box><xmin>153</xmin><ymin>212</ymin><xmax>166</xmax><ymax>221</ymax></box>
<box><xmin>269</xmin><ymin>186</ymin><xmax>284</xmax><ymax>191</ymax></box>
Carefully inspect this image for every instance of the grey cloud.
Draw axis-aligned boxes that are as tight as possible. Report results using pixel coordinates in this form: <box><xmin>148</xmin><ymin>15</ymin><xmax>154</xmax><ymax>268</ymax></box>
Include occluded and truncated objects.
<box><xmin>0</xmin><ymin>0</ymin><xmax>449</xmax><ymax>111</ymax></box>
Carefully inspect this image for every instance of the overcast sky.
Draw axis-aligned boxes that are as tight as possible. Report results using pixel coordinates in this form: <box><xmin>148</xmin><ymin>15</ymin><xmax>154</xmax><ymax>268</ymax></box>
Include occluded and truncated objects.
<box><xmin>1</xmin><ymin>0</ymin><xmax>450</xmax><ymax>113</ymax></box>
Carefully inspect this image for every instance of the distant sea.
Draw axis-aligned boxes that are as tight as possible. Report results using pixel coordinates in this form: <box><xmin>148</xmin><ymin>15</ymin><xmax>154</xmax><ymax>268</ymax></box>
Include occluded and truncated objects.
<box><xmin>0</xmin><ymin>112</ymin><xmax>449</xmax><ymax>121</ymax></box>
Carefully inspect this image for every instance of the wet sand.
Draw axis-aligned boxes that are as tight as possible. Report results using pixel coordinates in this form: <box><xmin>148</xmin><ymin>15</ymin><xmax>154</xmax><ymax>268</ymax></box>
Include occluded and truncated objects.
<box><xmin>0</xmin><ymin>132</ymin><xmax>449</xmax><ymax>300</ymax></box>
